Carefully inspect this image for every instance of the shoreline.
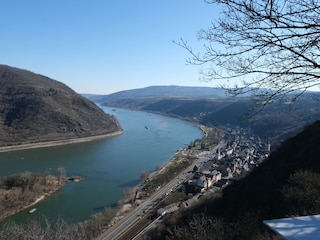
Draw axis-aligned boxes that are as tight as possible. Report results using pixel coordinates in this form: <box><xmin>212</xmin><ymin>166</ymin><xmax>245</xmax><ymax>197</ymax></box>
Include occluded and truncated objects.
<box><xmin>0</xmin><ymin>130</ymin><xmax>123</xmax><ymax>153</ymax></box>
<box><xmin>0</xmin><ymin>179</ymin><xmax>66</xmax><ymax>222</ymax></box>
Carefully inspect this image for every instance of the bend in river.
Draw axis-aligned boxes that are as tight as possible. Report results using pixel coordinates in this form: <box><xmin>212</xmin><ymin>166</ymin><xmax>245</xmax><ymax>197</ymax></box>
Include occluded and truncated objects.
<box><xmin>0</xmin><ymin>106</ymin><xmax>202</xmax><ymax>224</ymax></box>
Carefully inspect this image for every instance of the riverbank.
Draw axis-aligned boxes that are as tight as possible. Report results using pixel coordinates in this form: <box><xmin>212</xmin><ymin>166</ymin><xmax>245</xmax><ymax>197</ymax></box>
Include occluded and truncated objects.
<box><xmin>0</xmin><ymin>173</ymin><xmax>67</xmax><ymax>221</ymax></box>
<box><xmin>96</xmin><ymin>131</ymin><xmax>213</xmax><ymax>239</ymax></box>
<box><xmin>1</xmin><ymin>183</ymin><xmax>64</xmax><ymax>221</ymax></box>
<box><xmin>104</xmin><ymin>128</ymin><xmax>209</xmax><ymax>225</ymax></box>
<box><xmin>0</xmin><ymin>130</ymin><xmax>123</xmax><ymax>153</ymax></box>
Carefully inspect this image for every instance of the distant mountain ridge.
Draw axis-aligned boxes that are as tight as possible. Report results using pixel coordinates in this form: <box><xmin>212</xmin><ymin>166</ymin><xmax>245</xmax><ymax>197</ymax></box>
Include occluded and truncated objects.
<box><xmin>93</xmin><ymin>85</ymin><xmax>320</xmax><ymax>143</ymax></box>
<box><xmin>0</xmin><ymin>65</ymin><xmax>120</xmax><ymax>147</ymax></box>
<box><xmin>94</xmin><ymin>86</ymin><xmax>230</xmax><ymax>102</ymax></box>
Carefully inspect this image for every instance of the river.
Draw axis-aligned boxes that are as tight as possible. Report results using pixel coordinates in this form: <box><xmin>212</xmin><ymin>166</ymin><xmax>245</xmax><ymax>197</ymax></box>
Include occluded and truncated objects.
<box><xmin>0</xmin><ymin>106</ymin><xmax>202</xmax><ymax>224</ymax></box>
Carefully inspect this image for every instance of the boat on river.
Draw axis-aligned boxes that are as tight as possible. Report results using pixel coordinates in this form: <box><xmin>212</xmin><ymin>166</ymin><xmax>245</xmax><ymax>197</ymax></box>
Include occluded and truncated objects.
<box><xmin>28</xmin><ymin>208</ymin><xmax>37</xmax><ymax>214</ymax></box>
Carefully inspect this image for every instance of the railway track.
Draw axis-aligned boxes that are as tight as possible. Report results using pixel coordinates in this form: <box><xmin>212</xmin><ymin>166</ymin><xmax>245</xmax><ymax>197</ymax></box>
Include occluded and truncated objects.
<box><xmin>116</xmin><ymin>214</ymin><xmax>152</xmax><ymax>240</ymax></box>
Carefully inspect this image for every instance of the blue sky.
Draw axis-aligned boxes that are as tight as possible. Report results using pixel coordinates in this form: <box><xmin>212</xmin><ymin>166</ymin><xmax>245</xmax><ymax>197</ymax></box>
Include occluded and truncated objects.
<box><xmin>1</xmin><ymin>1</ymin><xmax>220</xmax><ymax>94</ymax></box>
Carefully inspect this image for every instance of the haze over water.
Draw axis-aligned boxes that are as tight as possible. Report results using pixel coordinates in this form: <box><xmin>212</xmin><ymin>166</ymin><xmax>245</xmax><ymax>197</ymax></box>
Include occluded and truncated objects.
<box><xmin>0</xmin><ymin>106</ymin><xmax>202</xmax><ymax>223</ymax></box>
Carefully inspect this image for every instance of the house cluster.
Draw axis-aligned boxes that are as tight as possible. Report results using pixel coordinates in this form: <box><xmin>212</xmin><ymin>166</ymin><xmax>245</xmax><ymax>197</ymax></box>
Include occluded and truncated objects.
<box><xmin>156</xmin><ymin>127</ymin><xmax>270</xmax><ymax>216</ymax></box>
<box><xmin>188</xmin><ymin>170</ymin><xmax>222</xmax><ymax>192</ymax></box>
<box><xmin>213</xmin><ymin>127</ymin><xmax>270</xmax><ymax>179</ymax></box>
<box><xmin>187</xmin><ymin>127</ymin><xmax>270</xmax><ymax>193</ymax></box>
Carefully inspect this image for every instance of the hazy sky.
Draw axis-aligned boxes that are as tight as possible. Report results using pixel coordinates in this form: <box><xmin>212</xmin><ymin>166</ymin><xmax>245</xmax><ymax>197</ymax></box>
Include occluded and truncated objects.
<box><xmin>1</xmin><ymin>1</ymin><xmax>221</xmax><ymax>94</ymax></box>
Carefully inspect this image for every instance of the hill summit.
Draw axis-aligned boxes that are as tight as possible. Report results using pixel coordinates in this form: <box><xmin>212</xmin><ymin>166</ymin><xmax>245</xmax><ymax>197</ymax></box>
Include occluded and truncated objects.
<box><xmin>0</xmin><ymin>65</ymin><xmax>120</xmax><ymax>147</ymax></box>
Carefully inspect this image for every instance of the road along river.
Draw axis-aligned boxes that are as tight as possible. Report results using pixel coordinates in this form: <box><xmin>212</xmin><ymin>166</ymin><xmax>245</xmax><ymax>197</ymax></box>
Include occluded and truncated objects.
<box><xmin>97</xmin><ymin>142</ymin><xmax>225</xmax><ymax>240</ymax></box>
<box><xmin>0</xmin><ymin>106</ymin><xmax>202</xmax><ymax>224</ymax></box>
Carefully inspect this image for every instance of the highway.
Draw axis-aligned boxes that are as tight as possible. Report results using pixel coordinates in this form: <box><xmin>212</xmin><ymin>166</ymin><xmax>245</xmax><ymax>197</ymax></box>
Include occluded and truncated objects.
<box><xmin>96</xmin><ymin>142</ymin><xmax>224</xmax><ymax>240</ymax></box>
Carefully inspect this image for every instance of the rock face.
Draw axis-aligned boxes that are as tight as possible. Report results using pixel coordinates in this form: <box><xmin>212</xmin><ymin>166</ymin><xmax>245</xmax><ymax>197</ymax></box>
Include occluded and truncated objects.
<box><xmin>0</xmin><ymin>65</ymin><xmax>120</xmax><ymax>146</ymax></box>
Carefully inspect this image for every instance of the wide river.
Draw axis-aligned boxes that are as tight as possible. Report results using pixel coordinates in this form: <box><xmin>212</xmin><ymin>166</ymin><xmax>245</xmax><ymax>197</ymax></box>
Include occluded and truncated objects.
<box><xmin>0</xmin><ymin>106</ymin><xmax>202</xmax><ymax>224</ymax></box>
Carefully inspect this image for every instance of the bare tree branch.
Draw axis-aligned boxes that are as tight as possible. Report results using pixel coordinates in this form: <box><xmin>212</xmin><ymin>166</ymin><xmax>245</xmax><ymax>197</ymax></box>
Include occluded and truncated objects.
<box><xmin>180</xmin><ymin>0</ymin><xmax>320</xmax><ymax>105</ymax></box>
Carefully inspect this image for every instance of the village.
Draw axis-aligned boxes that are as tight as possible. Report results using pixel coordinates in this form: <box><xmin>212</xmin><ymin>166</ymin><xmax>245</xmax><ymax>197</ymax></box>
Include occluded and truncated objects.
<box><xmin>156</xmin><ymin>126</ymin><xmax>271</xmax><ymax>217</ymax></box>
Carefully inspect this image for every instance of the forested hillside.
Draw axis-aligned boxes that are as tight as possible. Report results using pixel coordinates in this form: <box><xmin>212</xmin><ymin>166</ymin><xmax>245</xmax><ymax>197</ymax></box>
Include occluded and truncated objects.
<box><xmin>0</xmin><ymin>65</ymin><xmax>120</xmax><ymax>147</ymax></box>
<box><xmin>96</xmin><ymin>86</ymin><xmax>320</xmax><ymax>144</ymax></box>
